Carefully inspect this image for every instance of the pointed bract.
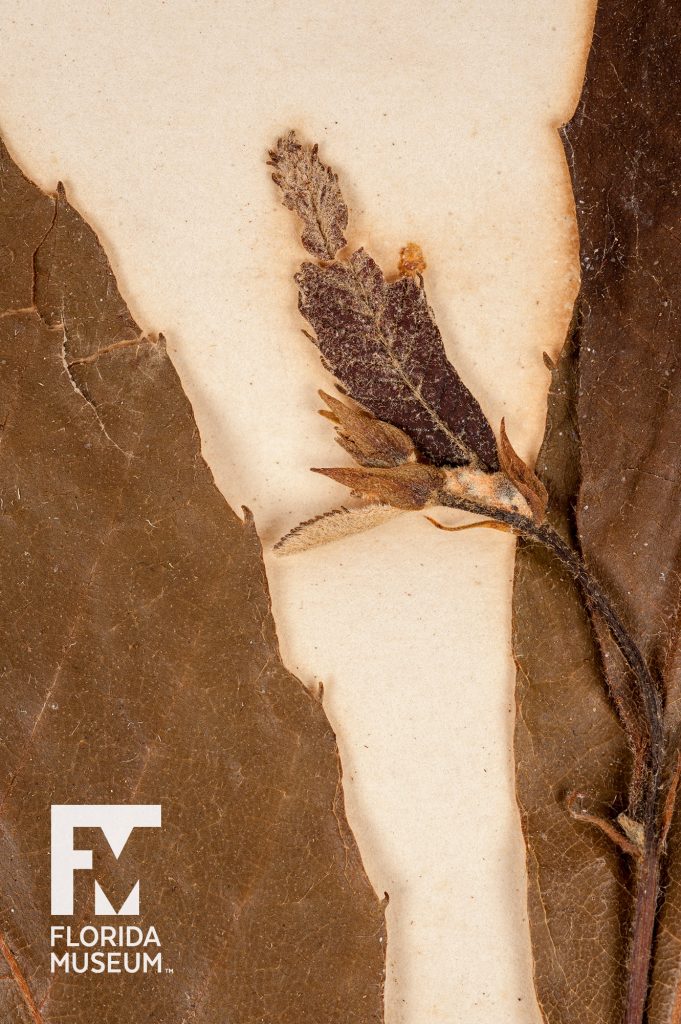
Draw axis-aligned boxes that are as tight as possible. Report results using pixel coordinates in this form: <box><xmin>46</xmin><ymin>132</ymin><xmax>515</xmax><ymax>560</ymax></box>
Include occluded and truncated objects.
<box><xmin>275</xmin><ymin>504</ymin><xmax>403</xmax><ymax>555</ymax></box>
<box><xmin>314</xmin><ymin>463</ymin><xmax>444</xmax><ymax>510</ymax></box>
<box><xmin>498</xmin><ymin>419</ymin><xmax>548</xmax><ymax>523</ymax></box>
<box><xmin>319</xmin><ymin>390</ymin><xmax>417</xmax><ymax>468</ymax></box>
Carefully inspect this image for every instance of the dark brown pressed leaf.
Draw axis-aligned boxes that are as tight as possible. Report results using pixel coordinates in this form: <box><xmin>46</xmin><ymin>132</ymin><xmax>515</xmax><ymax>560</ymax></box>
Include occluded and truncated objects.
<box><xmin>269</xmin><ymin>131</ymin><xmax>348</xmax><ymax>261</ymax></box>
<box><xmin>297</xmin><ymin>248</ymin><xmax>499</xmax><ymax>470</ymax></box>
<box><xmin>0</xmin><ymin>137</ymin><xmax>385</xmax><ymax>1023</ymax></box>
<box><xmin>513</xmin><ymin>2</ymin><xmax>681</xmax><ymax>1022</ymax></box>
<box><xmin>0</xmin><ymin>139</ymin><xmax>54</xmax><ymax>313</ymax></box>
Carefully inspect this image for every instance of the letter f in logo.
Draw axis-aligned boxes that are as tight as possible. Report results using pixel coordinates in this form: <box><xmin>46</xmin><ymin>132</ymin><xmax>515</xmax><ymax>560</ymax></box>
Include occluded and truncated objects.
<box><xmin>50</xmin><ymin>805</ymin><xmax>161</xmax><ymax>916</ymax></box>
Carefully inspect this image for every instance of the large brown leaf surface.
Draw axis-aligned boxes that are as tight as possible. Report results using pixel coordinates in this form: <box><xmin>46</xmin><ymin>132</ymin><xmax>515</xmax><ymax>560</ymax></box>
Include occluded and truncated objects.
<box><xmin>513</xmin><ymin>2</ymin><xmax>681</xmax><ymax>1022</ymax></box>
<box><xmin>0</xmin><ymin>137</ymin><xmax>386</xmax><ymax>1023</ymax></box>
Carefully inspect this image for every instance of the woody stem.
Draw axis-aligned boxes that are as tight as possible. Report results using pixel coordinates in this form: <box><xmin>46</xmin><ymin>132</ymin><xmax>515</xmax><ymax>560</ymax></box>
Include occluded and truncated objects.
<box><xmin>441</xmin><ymin>498</ymin><xmax>665</xmax><ymax>1024</ymax></box>
<box><xmin>514</xmin><ymin>517</ymin><xmax>663</xmax><ymax>1024</ymax></box>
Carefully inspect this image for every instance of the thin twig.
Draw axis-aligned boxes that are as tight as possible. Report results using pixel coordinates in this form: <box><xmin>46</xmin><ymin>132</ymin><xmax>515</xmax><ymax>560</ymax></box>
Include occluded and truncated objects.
<box><xmin>440</xmin><ymin>494</ymin><xmax>665</xmax><ymax>1024</ymax></box>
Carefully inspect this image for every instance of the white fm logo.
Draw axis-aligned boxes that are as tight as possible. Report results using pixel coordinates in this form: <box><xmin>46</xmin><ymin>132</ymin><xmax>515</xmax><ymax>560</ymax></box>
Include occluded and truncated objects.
<box><xmin>51</xmin><ymin>805</ymin><xmax>161</xmax><ymax>916</ymax></box>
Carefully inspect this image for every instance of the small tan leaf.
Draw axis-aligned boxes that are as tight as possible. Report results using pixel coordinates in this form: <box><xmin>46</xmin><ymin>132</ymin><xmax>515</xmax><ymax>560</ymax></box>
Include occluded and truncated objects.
<box><xmin>313</xmin><ymin>463</ymin><xmax>444</xmax><ymax>510</ymax></box>
<box><xmin>275</xmin><ymin>505</ymin><xmax>403</xmax><ymax>555</ymax></box>
<box><xmin>319</xmin><ymin>390</ymin><xmax>417</xmax><ymax>467</ymax></box>
<box><xmin>498</xmin><ymin>418</ymin><xmax>548</xmax><ymax>523</ymax></box>
<box><xmin>269</xmin><ymin>131</ymin><xmax>348</xmax><ymax>261</ymax></box>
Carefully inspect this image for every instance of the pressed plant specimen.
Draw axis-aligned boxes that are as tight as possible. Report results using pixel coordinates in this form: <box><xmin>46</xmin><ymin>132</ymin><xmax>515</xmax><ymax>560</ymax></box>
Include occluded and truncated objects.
<box><xmin>267</xmin><ymin>15</ymin><xmax>681</xmax><ymax>1012</ymax></box>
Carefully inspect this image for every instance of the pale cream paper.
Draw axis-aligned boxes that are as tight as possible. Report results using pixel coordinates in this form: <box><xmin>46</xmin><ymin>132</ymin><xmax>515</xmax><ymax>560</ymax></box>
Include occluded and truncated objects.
<box><xmin>0</xmin><ymin>1</ymin><xmax>596</xmax><ymax>1020</ymax></box>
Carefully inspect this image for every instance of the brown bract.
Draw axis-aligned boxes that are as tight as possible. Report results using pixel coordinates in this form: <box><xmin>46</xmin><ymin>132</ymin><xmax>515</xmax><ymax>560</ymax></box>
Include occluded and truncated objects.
<box><xmin>319</xmin><ymin>389</ymin><xmax>417</xmax><ymax>467</ymax></box>
<box><xmin>313</xmin><ymin>463</ymin><xmax>444</xmax><ymax>511</ymax></box>
<box><xmin>0</xmin><ymin>137</ymin><xmax>385</xmax><ymax>1023</ymax></box>
<box><xmin>498</xmin><ymin>418</ymin><xmax>548</xmax><ymax>524</ymax></box>
<box><xmin>513</xmin><ymin>2</ymin><xmax>681</xmax><ymax>1022</ymax></box>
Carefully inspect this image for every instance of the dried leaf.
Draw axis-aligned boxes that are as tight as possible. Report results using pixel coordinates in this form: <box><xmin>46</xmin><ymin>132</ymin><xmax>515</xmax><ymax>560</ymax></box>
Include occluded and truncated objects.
<box><xmin>297</xmin><ymin>248</ymin><xmax>499</xmax><ymax>469</ymax></box>
<box><xmin>0</xmin><ymin>137</ymin><xmax>385</xmax><ymax>1023</ymax></box>
<box><xmin>0</xmin><ymin>138</ymin><xmax>53</xmax><ymax>312</ymax></box>
<box><xmin>498</xmin><ymin>419</ymin><xmax>548</xmax><ymax>524</ymax></box>
<box><xmin>319</xmin><ymin>390</ymin><xmax>417</xmax><ymax>467</ymax></box>
<box><xmin>275</xmin><ymin>505</ymin><xmax>403</xmax><ymax>555</ymax></box>
<box><xmin>269</xmin><ymin>131</ymin><xmax>348</xmax><ymax>260</ymax></box>
<box><xmin>313</xmin><ymin>463</ymin><xmax>444</xmax><ymax>511</ymax></box>
<box><xmin>513</xmin><ymin>3</ymin><xmax>681</xmax><ymax>1021</ymax></box>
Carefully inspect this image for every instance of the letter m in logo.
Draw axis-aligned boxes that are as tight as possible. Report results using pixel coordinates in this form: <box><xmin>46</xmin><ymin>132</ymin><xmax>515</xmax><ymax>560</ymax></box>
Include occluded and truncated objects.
<box><xmin>50</xmin><ymin>804</ymin><xmax>161</xmax><ymax>916</ymax></box>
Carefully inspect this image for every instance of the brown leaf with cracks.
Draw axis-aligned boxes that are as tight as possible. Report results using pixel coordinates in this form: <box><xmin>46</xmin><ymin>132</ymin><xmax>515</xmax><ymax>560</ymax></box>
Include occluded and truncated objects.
<box><xmin>269</xmin><ymin>130</ymin><xmax>348</xmax><ymax>261</ymax></box>
<box><xmin>513</xmin><ymin>334</ymin><xmax>632</xmax><ymax>1024</ymax></box>
<box><xmin>0</xmin><ymin>136</ymin><xmax>385</xmax><ymax>1023</ymax></box>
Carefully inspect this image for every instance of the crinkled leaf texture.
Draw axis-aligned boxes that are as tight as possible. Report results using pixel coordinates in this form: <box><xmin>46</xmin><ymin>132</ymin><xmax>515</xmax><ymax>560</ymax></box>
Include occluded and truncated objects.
<box><xmin>297</xmin><ymin>248</ymin><xmax>499</xmax><ymax>470</ymax></box>
<box><xmin>513</xmin><ymin>2</ymin><xmax>681</xmax><ymax>1022</ymax></box>
<box><xmin>0</xmin><ymin>137</ymin><xmax>386</xmax><ymax>1024</ymax></box>
<box><xmin>269</xmin><ymin>131</ymin><xmax>348</xmax><ymax>261</ymax></box>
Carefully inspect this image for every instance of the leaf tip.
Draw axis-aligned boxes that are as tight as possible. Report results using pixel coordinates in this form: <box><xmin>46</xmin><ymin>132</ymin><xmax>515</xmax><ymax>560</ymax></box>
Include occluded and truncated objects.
<box><xmin>498</xmin><ymin>420</ymin><xmax>548</xmax><ymax>524</ymax></box>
